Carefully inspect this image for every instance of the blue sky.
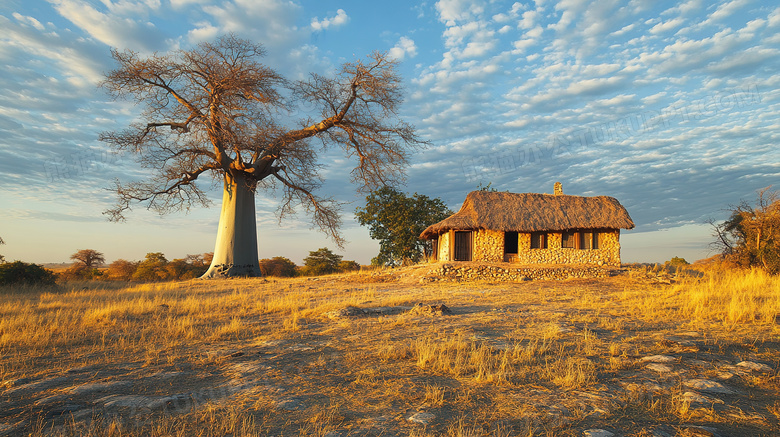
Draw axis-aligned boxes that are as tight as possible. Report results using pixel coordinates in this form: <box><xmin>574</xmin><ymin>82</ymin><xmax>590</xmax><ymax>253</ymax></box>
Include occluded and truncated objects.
<box><xmin>1</xmin><ymin>0</ymin><xmax>778</xmax><ymax>265</ymax></box>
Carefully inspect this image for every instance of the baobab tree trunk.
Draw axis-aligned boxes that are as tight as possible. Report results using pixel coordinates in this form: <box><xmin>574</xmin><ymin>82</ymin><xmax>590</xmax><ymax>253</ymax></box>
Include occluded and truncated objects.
<box><xmin>201</xmin><ymin>173</ymin><xmax>262</xmax><ymax>278</ymax></box>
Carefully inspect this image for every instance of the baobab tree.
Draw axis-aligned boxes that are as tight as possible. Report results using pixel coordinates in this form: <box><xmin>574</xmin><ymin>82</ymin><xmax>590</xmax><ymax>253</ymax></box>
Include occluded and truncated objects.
<box><xmin>70</xmin><ymin>249</ymin><xmax>106</xmax><ymax>269</ymax></box>
<box><xmin>100</xmin><ymin>35</ymin><xmax>426</xmax><ymax>278</ymax></box>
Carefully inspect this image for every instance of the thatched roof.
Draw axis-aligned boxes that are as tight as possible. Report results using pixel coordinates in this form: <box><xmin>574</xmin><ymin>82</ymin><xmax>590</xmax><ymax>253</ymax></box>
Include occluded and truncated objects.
<box><xmin>420</xmin><ymin>190</ymin><xmax>634</xmax><ymax>239</ymax></box>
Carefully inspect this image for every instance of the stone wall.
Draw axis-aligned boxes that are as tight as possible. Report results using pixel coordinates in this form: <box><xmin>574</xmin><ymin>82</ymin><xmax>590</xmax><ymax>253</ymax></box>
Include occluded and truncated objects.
<box><xmin>424</xmin><ymin>262</ymin><xmax>618</xmax><ymax>282</ymax></box>
<box><xmin>432</xmin><ymin>229</ymin><xmax>622</xmax><ymax>266</ymax></box>
<box><xmin>512</xmin><ymin>230</ymin><xmax>620</xmax><ymax>266</ymax></box>
<box><xmin>473</xmin><ymin>229</ymin><xmax>504</xmax><ymax>263</ymax></box>
<box><xmin>437</xmin><ymin>231</ymin><xmax>451</xmax><ymax>261</ymax></box>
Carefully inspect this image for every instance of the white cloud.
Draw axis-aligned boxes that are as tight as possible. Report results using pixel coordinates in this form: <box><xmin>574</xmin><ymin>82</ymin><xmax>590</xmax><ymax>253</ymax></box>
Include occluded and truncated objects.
<box><xmin>650</xmin><ymin>17</ymin><xmax>685</xmax><ymax>34</ymax></box>
<box><xmin>709</xmin><ymin>0</ymin><xmax>752</xmax><ymax>23</ymax></box>
<box><xmin>388</xmin><ymin>36</ymin><xmax>417</xmax><ymax>61</ymax></box>
<box><xmin>47</xmin><ymin>0</ymin><xmax>168</xmax><ymax>53</ymax></box>
<box><xmin>12</xmin><ymin>13</ymin><xmax>45</xmax><ymax>31</ymax></box>
<box><xmin>311</xmin><ymin>8</ymin><xmax>349</xmax><ymax>32</ymax></box>
<box><xmin>435</xmin><ymin>0</ymin><xmax>486</xmax><ymax>26</ymax></box>
<box><xmin>518</xmin><ymin>10</ymin><xmax>537</xmax><ymax>29</ymax></box>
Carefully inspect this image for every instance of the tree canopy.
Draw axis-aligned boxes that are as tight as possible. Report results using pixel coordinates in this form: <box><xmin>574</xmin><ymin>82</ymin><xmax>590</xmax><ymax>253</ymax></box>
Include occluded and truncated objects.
<box><xmin>711</xmin><ymin>186</ymin><xmax>780</xmax><ymax>272</ymax></box>
<box><xmin>70</xmin><ymin>249</ymin><xmax>106</xmax><ymax>269</ymax></box>
<box><xmin>355</xmin><ymin>187</ymin><xmax>451</xmax><ymax>266</ymax></box>
<box><xmin>100</xmin><ymin>35</ymin><xmax>427</xmax><ymax>272</ymax></box>
<box><xmin>259</xmin><ymin>256</ymin><xmax>298</xmax><ymax>277</ymax></box>
<box><xmin>302</xmin><ymin>248</ymin><xmax>342</xmax><ymax>276</ymax></box>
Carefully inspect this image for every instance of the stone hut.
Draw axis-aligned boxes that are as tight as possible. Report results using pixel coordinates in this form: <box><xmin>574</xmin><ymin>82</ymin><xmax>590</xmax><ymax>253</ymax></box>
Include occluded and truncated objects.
<box><xmin>420</xmin><ymin>183</ymin><xmax>634</xmax><ymax>267</ymax></box>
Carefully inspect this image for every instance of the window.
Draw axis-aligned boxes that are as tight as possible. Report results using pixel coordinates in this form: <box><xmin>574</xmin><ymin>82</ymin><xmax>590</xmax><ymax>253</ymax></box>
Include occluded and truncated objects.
<box><xmin>530</xmin><ymin>232</ymin><xmax>547</xmax><ymax>249</ymax></box>
<box><xmin>580</xmin><ymin>232</ymin><xmax>598</xmax><ymax>250</ymax></box>
<box><xmin>561</xmin><ymin>231</ymin><xmax>577</xmax><ymax>248</ymax></box>
<box><xmin>504</xmin><ymin>231</ymin><xmax>519</xmax><ymax>254</ymax></box>
<box><xmin>562</xmin><ymin>231</ymin><xmax>599</xmax><ymax>249</ymax></box>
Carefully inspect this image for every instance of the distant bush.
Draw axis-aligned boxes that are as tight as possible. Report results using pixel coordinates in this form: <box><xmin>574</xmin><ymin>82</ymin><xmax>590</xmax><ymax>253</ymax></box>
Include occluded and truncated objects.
<box><xmin>259</xmin><ymin>257</ymin><xmax>298</xmax><ymax>277</ymax></box>
<box><xmin>338</xmin><ymin>260</ymin><xmax>361</xmax><ymax>272</ymax></box>
<box><xmin>107</xmin><ymin>259</ymin><xmax>139</xmax><ymax>281</ymax></box>
<box><xmin>665</xmin><ymin>256</ymin><xmax>689</xmax><ymax>267</ymax></box>
<box><xmin>0</xmin><ymin>261</ymin><xmax>57</xmax><ymax>286</ymax></box>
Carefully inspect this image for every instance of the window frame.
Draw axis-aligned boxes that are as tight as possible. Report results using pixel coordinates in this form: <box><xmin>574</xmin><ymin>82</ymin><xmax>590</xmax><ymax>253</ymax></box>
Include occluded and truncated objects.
<box><xmin>530</xmin><ymin>232</ymin><xmax>548</xmax><ymax>249</ymax></box>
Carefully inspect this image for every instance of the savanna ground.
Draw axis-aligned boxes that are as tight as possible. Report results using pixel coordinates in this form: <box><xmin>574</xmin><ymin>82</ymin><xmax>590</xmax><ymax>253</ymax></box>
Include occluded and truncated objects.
<box><xmin>1</xmin><ymin>264</ymin><xmax>779</xmax><ymax>436</ymax></box>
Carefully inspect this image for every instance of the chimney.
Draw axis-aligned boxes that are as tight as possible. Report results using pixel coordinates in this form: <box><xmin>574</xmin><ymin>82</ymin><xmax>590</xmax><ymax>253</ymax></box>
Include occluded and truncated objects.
<box><xmin>554</xmin><ymin>182</ymin><xmax>563</xmax><ymax>195</ymax></box>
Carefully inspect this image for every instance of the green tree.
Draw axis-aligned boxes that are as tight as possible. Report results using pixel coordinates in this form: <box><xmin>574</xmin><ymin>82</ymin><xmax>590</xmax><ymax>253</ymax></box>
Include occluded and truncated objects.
<box><xmin>355</xmin><ymin>187</ymin><xmax>452</xmax><ymax>266</ymax></box>
<box><xmin>0</xmin><ymin>261</ymin><xmax>56</xmax><ymax>286</ymax></box>
<box><xmin>338</xmin><ymin>260</ymin><xmax>361</xmax><ymax>272</ymax></box>
<box><xmin>133</xmin><ymin>252</ymin><xmax>170</xmax><ymax>281</ymax></box>
<box><xmin>665</xmin><ymin>256</ymin><xmax>689</xmax><ymax>267</ymax></box>
<box><xmin>99</xmin><ymin>35</ymin><xmax>426</xmax><ymax>278</ymax></box>
<box><xmin>259</xmin><ymin>256</ymin><xmax>298</xmax><ymax>277</ymax></box>
<box><xmin>0</xmin><ymin>236</ymin><xmax>5</xmax><ymax>264</ymax></box>
<box><xmin>303</xmin><ymin>248</ymin><xmax>342</xmax><ymax>276</ymax></box>
<box><xmin>107</xmin><ymin>259</ymin><xmax>139</xmax><ymax>281</ymax></box>
<box><xmin>711</xmin><ymin>186</ymin><xmax>780</xmax><ymax>272</ymax></box>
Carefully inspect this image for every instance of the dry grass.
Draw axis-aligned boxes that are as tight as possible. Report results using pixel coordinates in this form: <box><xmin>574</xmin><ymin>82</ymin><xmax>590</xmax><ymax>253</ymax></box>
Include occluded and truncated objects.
<box><xmin>1</xmin><ymin>266</ymin><xmax>778</xmax><ymax>436</ymax></box>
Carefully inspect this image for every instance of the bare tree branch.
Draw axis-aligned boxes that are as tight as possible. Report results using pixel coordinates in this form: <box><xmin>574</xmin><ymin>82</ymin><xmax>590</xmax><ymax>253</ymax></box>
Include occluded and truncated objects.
<box><xmin>100</xmin><ymin>35</ymin><xmax>426</xmax><ymax>244</ymax></box>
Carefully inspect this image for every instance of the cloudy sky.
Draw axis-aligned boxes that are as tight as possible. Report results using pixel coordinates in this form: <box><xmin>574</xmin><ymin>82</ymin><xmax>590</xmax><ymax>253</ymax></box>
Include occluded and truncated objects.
<box><xmin>1</xmin><ymin>0</ymin><xmax>778</xmax><ymax>265</ymax></box>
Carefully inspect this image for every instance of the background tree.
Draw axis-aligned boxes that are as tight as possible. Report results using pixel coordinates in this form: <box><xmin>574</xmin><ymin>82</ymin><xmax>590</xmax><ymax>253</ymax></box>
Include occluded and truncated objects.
<box><xmin>107</xmin><ymin>259</ymin><xmax>140</xmax><ymax>281</ymax></box>
<box><xmin>302</xmin><ymin>248</ymin><xmax>342</xmax><ymax>276</ymax></box>
<box><xmin>133</xmin><ymin>252</ymin><xmax>170</xmax><ymax>281</ymax></box>
<box><xmin>70</xmin><ymin>249</ymin><xmax>106</xmax><ymax>269</ymax></box>
<box><xmin>61</xmin><ymin>249</ymin><xmax>106</xmax><ymax>280</ymax></box>
<box><xmin>100</xmin><ymin>35</ymin><xmax>426</xmax><ymax>278</ymax></box>
<box><xmin>259</xmin><ymin>256</ymin><xmax>298</xmax><ymax>277</ymax></box>
<box><xmin>338</xmin><ymin>260</ymin><xmax>361</xmax><ymax>273</ymax></box>
<box><xmin>711</xmin><ymin>186</ymin><xmax>780</xmax><ymax>272</ymax></box>
<box><xmin>0</xmin><ymin>236</ymin><xmax>5</xmax><ymax>264</ymax></box>
<box><xmin>0</xmin><ymin>261</ymin><xmax>56</xmax><ymax>287</ymax></box>
<box><xmin>355</xmin><ymin>187</ymin><xmax>452</xmax><ymax>266</ymax></box>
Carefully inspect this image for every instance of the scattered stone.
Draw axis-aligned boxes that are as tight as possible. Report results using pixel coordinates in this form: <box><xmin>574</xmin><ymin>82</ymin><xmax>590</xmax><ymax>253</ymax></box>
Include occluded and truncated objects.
<box><xmin>148</xmin><ymin>371</ymin><xmax>186</xmax><ymax>379</ymax></box>
<box><xmin>66</xmin><ymin>365</ymin><xmax>102</xmax><ymax>374</ymax></box>
<box><xmin>640</xmin><ymin>355</ymin><xmax>675</xmax><ymax>363</ymax></box>
<box><xmin>715</xmin><ymin>372</ymin><xmax>734</xmax><ymax>380</ymax></box>
<box><xmin>679</xmin><ymin>425</ymin><xmax>721</xmax><ymax>436</ymax></box>
<box><xmin>34</xmin><ymin>394</ymin><xmax>73</xmax><ymax>406</ymax></box>
<box><xmin>69</xmin><ymin>380</ymin><xmax>132</xmax><ymax>395</ymax></box>
<box><xmin>325</xmin><ymin>306</ymin><xmax>366</xmax><ymax>319</ymax></box>
<box><xmin>407</xmin><ymin>411</ymin><xmax>436</xmax><ymax>425</ymax></box>
<box><xmin>3</xmin><ymin>377</ymin><xmax>32</xmax><ymax>387</ymax></box>
<box><xmin>97</xmin><ymin>394</ymin><xmax>154</xmax><ymax>409</ymax></box>
<box><xmin>736</xmin><ymin>361</ymin><xmax>772</xmax><ymax>372</ymax></box>
<box><xmin>683</xmin><ymin>379</ymin><xmax>735</xmax><ymax>394</ymax></box>
<box><xmin>45</xmin><ymin>403</ymin><xmax>84</xmax><ymax>418</ymax></box>
<box><xmin>649</xmin><ymin>425</ymin><xmax>675</xmax><ymax>437</ymax></box>
<box><xmin>646</xmin><ymin>363</ymin><xmax>673</xmax><ymax>373</ymax></box>
<box><xmin>4</xmin><ymin>376</ymin><xmax>70</xmax><ymax>395</ymax></box>
<box><xmin>146</xmin><ymin>393</ymin><xmax>193</xmax><ymax>412</ymax></box>
<box><xmin>276</xmin><ymin>398</ymin><xmax>304</xmax><ymax>411</ymax></box>
<box><xmin>407</xmin><ymin>303</ymin><xmax>452</xmax><ymax>316</ymax></box>
<box><xmin>582</xmin><ymin>429</ymin><xmax>614</xmax><ymax>437</ymax></box>
<box><xmin>683</xmin><ymin>391</ymin><xmax>724</xmax><ymax>404</ymax></box>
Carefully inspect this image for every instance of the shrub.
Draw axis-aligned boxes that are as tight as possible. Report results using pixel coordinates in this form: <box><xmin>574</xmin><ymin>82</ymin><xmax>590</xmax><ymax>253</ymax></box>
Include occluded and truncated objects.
<box><xmin>259</xmin><ymin>257</ymin><xmax>298</xmax><ymax>277</ymax></box>
<box><xmin>302</xmin><ymin>248</ymin><xmax>342</xmax><ymax>276</ymax></box>
<box><xmin>338</xmin><ymin>260</ymin><xmax>361</xmax><ymax>272</ymax></box>
<box><xmin>0</xmin><ymin>261</ymin><xmax>57</xmax><ymax>286</ymax></box>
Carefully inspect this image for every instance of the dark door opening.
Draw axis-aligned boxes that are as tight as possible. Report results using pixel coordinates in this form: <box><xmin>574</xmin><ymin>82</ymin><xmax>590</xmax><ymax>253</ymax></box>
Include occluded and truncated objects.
<box><xmin>453</xmin><ymin>231</ymin><xmax>472</xmax><ymax>261</ymax></box>
<box><xmin>504</xmin><ymin>231</ymin><xmax>518</xmax><ymax>254</ymax></box>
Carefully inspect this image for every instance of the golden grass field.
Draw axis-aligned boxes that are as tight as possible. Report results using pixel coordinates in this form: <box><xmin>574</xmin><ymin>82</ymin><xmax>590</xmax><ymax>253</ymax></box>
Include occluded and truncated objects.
<box><xmin>1</xmin><ymin>264</ymin><xmax>779</xmax><ymax>436</ymax></box>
